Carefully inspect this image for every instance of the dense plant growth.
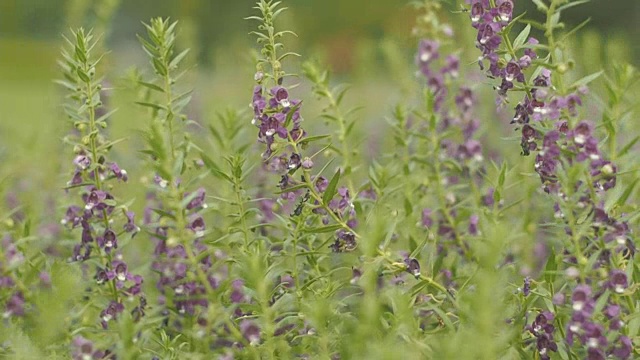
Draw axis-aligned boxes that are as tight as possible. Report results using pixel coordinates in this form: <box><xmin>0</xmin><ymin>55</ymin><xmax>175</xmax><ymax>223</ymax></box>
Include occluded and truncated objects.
<box><xmin>0</xmin><ymin>0</ymin><xmax>638</xmax><ymax>359</ymax></box>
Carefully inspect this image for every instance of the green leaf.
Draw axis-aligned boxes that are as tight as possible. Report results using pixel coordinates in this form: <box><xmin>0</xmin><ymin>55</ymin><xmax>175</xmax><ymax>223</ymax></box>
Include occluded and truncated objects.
<box><xmin>298</xmin><ymin>134</ymin><xmax>331</xmax><ymax>146</ymax></box>
<box><xmin>557</xmin><ymin>0</ymin><xmax>590</xmax><ymax>13</ymax></box>
<box><xmin>532</xmin><ymin>0</ymin><xmax>549</xmax><ymax>11</ymax></box>
<box><xmin>303</xmin><ymin>224</ymin><xmax>343</xmax><ymax>234</ymax></box>
<box><xmin>322</xmin><ymin>169</ymin><xmax>341</xmax><ymax>205</ymax></box>
<box><xmin>513</xmin><ymin>24</ymin><xmax>531</xmax><ymax>50</ymax></box>
<box><xmin>200</xmin><ymin>152</ymin><xmax>232</xmax><ymax>182</ymax></box>
<box><xmin>616</xmin><ymin>179</ymin><xmax>638</xmax><ymax>207</ymax></box>
<box><xmin>275</xmin><ymin>183</ymin><xmax>307</xmax><ymax>195</ymax></box>
<box><xmin>135</xmin><ymin>101</ymin><xmax>166</xmax><ymax>111</ymax></box>
<box><xmin>618</xmin><ymin>136</ymin><xmax>639</xmax><ymax>158</ymax></box>
<box><xmin>169</xmin><ymin>48</ymin><xmax>190</xmax><ymax>69</ymax></box>
<box><xmin>544</xmin><ymin>249</ymin><xmax>557</xmax><ymax>284</ymax></box>
<box><xmin>570</xmin><ymin>70</ymin><xmax>603</xmax><ymax>89</ymax></box>
<box><xmin>139</xmin><ymin>81</ymin><xmax>165</xmax><ymax>93</ymax></box>
<box><xmin>76</xmin><ymin>68</ymin><xmax>90</xmax><ymax>83</ymax></box>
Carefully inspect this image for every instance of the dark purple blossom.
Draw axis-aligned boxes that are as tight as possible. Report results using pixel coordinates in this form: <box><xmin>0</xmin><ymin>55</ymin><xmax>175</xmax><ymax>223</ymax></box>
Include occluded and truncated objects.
<box><xmin>71</xmin><ymin>336</ymin><xmax>105</xmax><ymax>360</ymax></box>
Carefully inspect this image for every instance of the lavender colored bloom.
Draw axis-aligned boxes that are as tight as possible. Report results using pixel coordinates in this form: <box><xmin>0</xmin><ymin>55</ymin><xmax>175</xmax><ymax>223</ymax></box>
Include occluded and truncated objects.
<box><xmin>188</xmin><ymin>215</ymin><xmax>206</xmax><ymax>237</ymax></box>
<box><xmin>71</xmin><ymin>336</ymin><xmax>105</xmax><ymax>360</ymax></box>
<box><xmin>526</xmin><ymin>311</ymin><xmax>557</xmax><ymax>360</ymax></box>
<box><xmin>185</xmin><ymin>187</ymin><xmax>207</xmax><ymax>210</ymax></box>
<box><xmin>522</xmin><ymin>277</ymin><xmax>531</xmax><ymax>297</ymax></box>
<box><xmin>84</xmin><ymin>189</ymin><xmax>107</xmax><ymax>210</ymax></box>
<box><xmin>301</xmin><ymin>157</ymin><xmax>314</xmax><ymax>169</ymax></box>
<box><xmin>496</xmin><ymin>0</ymin><xmax>513</xmax><ymax>22</ymax></box>
<box><xmin>421</xmin><ymin>209</ymin><xmax>434</xmax><ymax>228</ymax></box>
<box><xmin>4</xmin><ymin>292</ymin><xmax>25</xmax><ymax>317</ymax></box>
<box><xmin>418</xmin><ymin>39</ymin><xmax>440</xmax><ymax>64</ymax></box>
<box><xmin>468</xmin><ymin>214</ymin><xmax>479</xmax><ymax>235</ymax></box>
<box><xmin>571</xmin><ymin>284</ymin><xmax>593</xmax><ymax>312</ymax></box>
<box><xmin>240</xmin><ymin>319</ymin><xmax>261</xmax><ymax>345</ymax></box>
<box><xmin>100</xmin><ymin>301</ymin><xmax>124</xmax><ymax>328</ymax></box>
<box><xmin>109</xmin><ymin>162</ymin><xmax>128</xmax><ymax>182</ymax></box>
<box><xmin>404</xmin><ymin>258</ymin><xmax>421</xmax><ymax>278</ymax></box>
<box><xmin>230</xmin><ymin>279</ymin><xmax>248</xmax><ymax>303</ymax></box>
<box><xmin>98</xmin><ymin>229</ymin><xmax>118</xmax><ymax>251</ymax></box>
<box><xmin>609</xmin><ymin>270</ymin><xmax>628</xmax><ymax>293</ymax></box>
<box><xmin>552</xmin><ymin>293</ymin><xmax>565</xmax><ymax>305</ymax></box>
<box><xmin>351</xmin><ymin>268</ymin><xmax>362</xmax><ymax>285</ymax></box>
<box><xmin>612</xmin><ymin>336</ymin><xmax>633</xmax><ymax>359</ymax></box>
<box><xmin>329</xmin><ymin>230</ymin><xmax>357</xmax><ymax>253</ymax></box>
<box><xmin>73</xmin><ymin>154</ymin><xmax>91</xmax><ymax>170</ymax></box>
<box><xmin>123</xmin><ymin>211</ymin><xmax>139</xmax><ymax>234</ymax></box>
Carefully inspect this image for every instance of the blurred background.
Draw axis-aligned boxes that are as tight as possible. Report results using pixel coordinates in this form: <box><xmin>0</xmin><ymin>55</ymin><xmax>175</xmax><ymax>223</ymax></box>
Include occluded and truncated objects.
<box><xmin>0</xmin><ymin>0</ymin><xmax>638</xmax><ymax>222</ymax></box>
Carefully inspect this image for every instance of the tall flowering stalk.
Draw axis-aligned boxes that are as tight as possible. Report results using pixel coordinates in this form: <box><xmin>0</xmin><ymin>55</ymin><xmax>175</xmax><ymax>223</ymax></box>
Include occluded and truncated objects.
<box><xmin>135</xmin><ymin>19</ymin><xmax>245</xmax><ymax>347</ymax></box>
<box><xmin>58</xmin><ymin>29</ymin><xmax>144</xmax><ymax>332</ymax></box>
<box><xmin>466</xmin><ymin>0</ymin><xmax>635</xmax><ymax>358</ymax></box>
<box><xmin>248</xmin><ymin>0</ymin><xmax>358</xmax><ymax>252</ymax></box>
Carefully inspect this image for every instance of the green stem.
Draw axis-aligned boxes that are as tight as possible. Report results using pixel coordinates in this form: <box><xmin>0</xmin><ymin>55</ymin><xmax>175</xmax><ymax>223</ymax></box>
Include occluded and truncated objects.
<box><xmin>82</xmin><ymin>58</ymin><xmax>120</xmax><ymax>303</ymax></box>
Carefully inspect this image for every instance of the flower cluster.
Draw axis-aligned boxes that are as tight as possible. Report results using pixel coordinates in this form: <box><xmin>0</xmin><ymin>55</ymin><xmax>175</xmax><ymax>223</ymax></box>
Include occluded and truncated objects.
<box><xmin>0</xmin><ymin>234</ymin><xmax>25</xmax><ymax>318</ymax></box>
<box><xmin>146</xmin><ymin>187</ymin><xmax>217</xmax><ymax>317</ymax></box>
<box><xmin>71</xmin><ymin>336</ymin><xmax>110</xmax><ymax>360</ymax></box>
<box><xmin>564</xmin><ymin>280</ymin><xmax>632</xmax><ymax>359</ymax></box>
<box><xmin>466</xmin><ymin>1</ymin><xmax>634</xmax><ymax>358</ymax></box>
<box><xmin>251</xmin><ymin>83</ymin><xmax>306</xmax><ymax>162</ymax></box>
<box><xmin>416</xmin><ymin>35</ymin><xmax>488</xmax><ymax>255</ymax></box>
<box><xmin>525</xmin><ymin>311</ymin><xmax>557</xmax><ymax>360</ymax></box>
<box><xmin>59</xmin><ymin>28</ymin><xmax>144</xmax><ymax>329</ymax></box>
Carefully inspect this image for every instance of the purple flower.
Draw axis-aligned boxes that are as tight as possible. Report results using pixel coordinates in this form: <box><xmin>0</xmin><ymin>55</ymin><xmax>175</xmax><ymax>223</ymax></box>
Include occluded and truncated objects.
<box><xmin>523</xmin><ymin>277</ymin><xmax>531</xmax><ymax>297</ymax></box>
<box><xmin>418</xmin><ymin>39</ymin><xmax>440</xmax><ymax>64</ymax></box>
<box><xmin>71</xmin><ymin>336</ymin><xmax>105</xmax><ymax>360</ymax></box>
<box><xmin>123</xmin><ymin>211</ymin><xmax>139</xmax><ymax>234</ymax></box>
<box><xmin>404</xmin><ymin>258</ymin><xmax>421</xmax><ymax>278</ymax></box>
<box><xmin>609</xmin><ymin>270</ymin><xmax>628</xmax><ymax>294</ymax></box>
<box><xmin>185</xmin><ymin>187</ymin><xmax>207</xmax><ymax>210</ymax></box>
<box><xmin>98</xmin><ymin>229</ymin><xmax>118</xmax><ymax>251</ymax></box>
<box><xmin>84</xmin><ymin>189</ymin><xmax>107</xmax><ymax>211</ymax></box>
<box><xmin>526</xmin><ymin>311</ymin><xmax>557</xmax><ymax>360</ymax></box>
<box><xmin>240</xmin><ymin>319</ymin><xmax>261</xmax><ymax>345</ymax></box>
<box><xmin>100</xmin><ymin>301</ymin><xmax>124</xmax><ymax>328</ymax></box>
<box><xmin>422</xmin><ymin>209</ymin><xmax>434</xmax><ymax>228</ymax></box>
<box><xmin>468</xmin><ymin>214</ymin><xmax>479</xmax><ymax>235</ymax></box>
<box><xmin>612</xmin><ymin>335</ymin><xmax>633</xmax><ymax>359</ymax></box>
<box><xmin>73</xmin><ymin>154</ymin><xmax>91</xmax><ymax>170</ymax></box>
<box><xmin>571</xmin><ymin>284</ymin><xmax>593</xmax><ymax>312</ymax></box>
<box><xmin>188</xmin><ymin>215</ymin><xmax>206</xmax><ymax>237</ymax></box>
<box><xmin>4</xmin><ymin>292</ymin><xmax>25</xmax><ymax>317</ymax></box>
<box><xmin>109</xmin><ymin>162</ymin><xmax>128</xmax><ymax>182</ymax></box>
